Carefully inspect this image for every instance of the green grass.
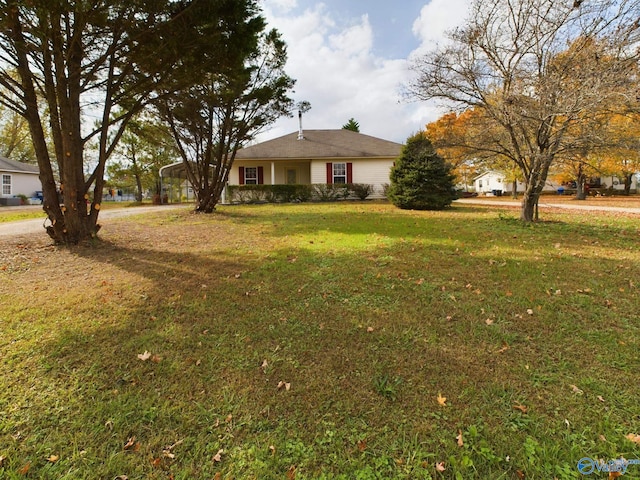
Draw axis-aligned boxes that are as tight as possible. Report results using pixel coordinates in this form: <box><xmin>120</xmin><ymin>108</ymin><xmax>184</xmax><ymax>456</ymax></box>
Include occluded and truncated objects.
<box><xmin>1</xmin><ymin>202</ymin><xmax>639</xmax><ymax>479</ymax></box>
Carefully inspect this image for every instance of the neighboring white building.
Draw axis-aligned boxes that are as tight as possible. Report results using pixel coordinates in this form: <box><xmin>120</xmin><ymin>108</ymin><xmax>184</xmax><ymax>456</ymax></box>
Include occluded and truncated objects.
<box><xmin>0</xmin><ymin>156</ymin><xmax>41</xmax><ymax>205</ymax></box>
<box><xmin>599</xmin><ymin>174</ymin><xmax>638</xmax><ymax>191</ymax></box>
<box><xmin>473</xmin><ymin>170</ymin><xmax>560</xmax><ymax>195</ymax></box>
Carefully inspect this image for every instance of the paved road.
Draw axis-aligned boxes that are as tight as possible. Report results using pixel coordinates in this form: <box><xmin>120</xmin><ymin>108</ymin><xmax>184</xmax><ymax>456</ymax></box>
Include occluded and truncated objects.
<box><xmin>454</xmin><ymin>198</ymin><xmax>640</xmax><ymax>214</ymax></box>
<box><xmin>0</xmin><ymin>204</ymin><xmax>188</xmax><ymax>238</ymax></box>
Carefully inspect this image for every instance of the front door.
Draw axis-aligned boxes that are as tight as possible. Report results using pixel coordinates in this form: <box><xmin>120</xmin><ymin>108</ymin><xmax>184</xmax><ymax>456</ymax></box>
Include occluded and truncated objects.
<box><xmin>286</xmin><ymin>168</ymin><xmax>297</xmax><ymax>185</ymax></box>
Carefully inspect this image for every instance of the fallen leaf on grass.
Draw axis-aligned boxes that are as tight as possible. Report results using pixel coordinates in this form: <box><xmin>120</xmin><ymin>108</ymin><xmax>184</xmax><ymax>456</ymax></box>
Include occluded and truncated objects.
<box><xmin>213</xmin><ymin>473</ymin><xmax>222</xmax><ymax>480</ymax></box>
<box><xmin>437</xmin><ymin>392</ymin><xmax>447</xmax><ymax>407</ymax></box>
<box><xmin>496</xmin><ymin>341</ymin><xmax>510</xmax><ymax>354</ymax></box>
<box><xmin>124</xmin><ymin>436</ymin><xmax>140</xmax><ymax>451</ymax></box>
<box><xmin>114</xmin><ymin>476</ymin><xmax>129</xmax><ymax>480</ymax></box>
<box><xmin>260</xmin><ymin>359</ymin><xmax>268</xmax><ymax>372</ymax></box>
<box><xmin>609</xmin><ymin>472</ymin><xmax>623</xmax><ymax>479</ymax></box>
<box><xmin>46</xmin><ymin>454</ymin><xmax>59</xmax><ymax>463</ymax></box>
<box><xmin>516</xmin><ymin>469</ymin><xmax>525</xmax><ymax>479</ymax></box>
<box><xmin>570</xmin><ymin>384</ymin><xmax>584</xmax><ymax>395</ymax></box>
<box><xmin>435</xmin><ymin>461</ymin><xmax>446</xmax><ymax>472</ymax></box>
<box><xmin>526</xmin><ymin>309</ymin><xmax>534</xmax><ymax>315</ymax></box>
<box><xmin>357</xmin><ymin>439</ymin><xmax>367</xmax><ymax>452</ymax></box>
<box><xmin>277</xmin><ymin>381</ymin><xmax>291</xmax><ymax>391</ymax></box>
<box><xmin>456</xmin><ymin>430</ymin><xmax>464</xmax><ymax>447</ymax></box>
<box><xmin>367</xmin><ymin>326</ymin><xmax>374</xmax><ymax>332</ymax></box>
<box><xmin>137</xmin><ymin>351</ymin><xmax>151</xmax><ymax>361</ymax></box>
<box><xmin>287</xmin><ymin>465</ymin><xmax>297</xmax><ymax>480</ymax></box>
<box><xmin>625</xmin><ymin>433</ymin><xmax>640</xmax><ymax>445</ymax></box>
<box><xmin>485</xmin><ymin>318</ymin><xmax>494</xmax><ymax>326</ymax></box>
<box><xmin>151</xmin><ymin>354</ymin><xmax>162</xmax><ymax>363</ymax></box>
<box><xmin>213</xmin><ymin>449</ymin><xmax>224</xmax><ymax>462</ymax></box>
<box><xmin>269</xmin><ymin>445</ymin><xmax>276</xmax><ymax>456</ymax></box>
<box><xmin>18</xmin><ymin>462</ymin><xmax>30</xmax><ymax>475</ymax></box>
<box><xmin>597</xmin><ymin>395</ymin><xmax>605</xmax><ymax>403</ymax></box>
<box><xmin>513</xmin><ymin>403</ymin><xmax>528</xmax><ymax>414</ymax></box>
<box><xmin>0</xmin><ymin>455</ymin><xmax>5</xmax><ymax>468</ymax></box>
<box><xmin>162</xmin><ymin>439</ymin><xmax>183</xmax><ymax>459</ymax></box>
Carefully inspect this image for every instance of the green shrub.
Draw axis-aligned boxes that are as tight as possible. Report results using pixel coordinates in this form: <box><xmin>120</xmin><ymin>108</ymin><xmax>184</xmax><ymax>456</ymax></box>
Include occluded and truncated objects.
<box><xmin>228</xmin><ymin>185</ymin><xmax>314</xmax><ymax>204</ymax></box>
<box><xmin>348</xmin><ymin>183</ymin><xmax>374</xmax><ymax>200</ymax></box>
<box><xmin>312</xmin><ymin>184</ymin><xmax>349</xmax><ymax>201</ymax></box>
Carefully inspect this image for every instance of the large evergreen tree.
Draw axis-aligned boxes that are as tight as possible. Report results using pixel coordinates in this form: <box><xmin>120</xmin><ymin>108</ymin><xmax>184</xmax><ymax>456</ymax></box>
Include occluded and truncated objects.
<box><xmin>388</xmin><ymin>132</ymin><xmax>456</xmax><ymax>210</ymax></box>
<box><xmin>0</xmin><ymin>0</ymin><xmax>286</xmax><ymax>241</ymax></box>
<box><xmin>158</xmin><ymin>1</ymin><xmax>294</xmax><ymax>213</ymax></box>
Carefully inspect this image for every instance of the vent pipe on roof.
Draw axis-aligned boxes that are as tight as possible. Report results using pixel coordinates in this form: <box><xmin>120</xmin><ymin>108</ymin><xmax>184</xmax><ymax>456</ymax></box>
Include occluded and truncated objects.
<box><xmin>297</xmin><ymin>109</ymin><xmax>304</xmax><ymax>140</ymax></box>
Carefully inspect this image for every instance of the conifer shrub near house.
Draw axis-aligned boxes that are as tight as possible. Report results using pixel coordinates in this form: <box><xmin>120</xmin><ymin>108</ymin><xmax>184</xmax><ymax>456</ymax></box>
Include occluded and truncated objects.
<box><xmin>388</xmin><ymin>132</ymin><xmax>457</xmax><ymax>210</ymax></box>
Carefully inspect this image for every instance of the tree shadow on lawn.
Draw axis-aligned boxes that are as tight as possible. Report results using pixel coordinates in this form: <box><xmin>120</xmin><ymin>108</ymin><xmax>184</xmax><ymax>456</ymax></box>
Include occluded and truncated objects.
<box><xmin>11</xmin><ymin>219</ymin><xmax>639</xmax><ymax>477</ymax></box>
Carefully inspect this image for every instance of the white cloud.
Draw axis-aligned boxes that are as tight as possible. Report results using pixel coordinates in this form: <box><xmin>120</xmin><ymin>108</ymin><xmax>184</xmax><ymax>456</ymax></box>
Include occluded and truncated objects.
<box><xmin>257</xmin><ymin>1</ymin><xmax>461</xmax><ymax>144</ymax></box>
<box><xmin>412</xmin><ymin>0</ymin><xmax>471</xmax><ymax>54</ymax></box>
<box><xmin>267</xmin><ymin>0</ymin><xmax>298</xmax><ymax>13</ymax></box>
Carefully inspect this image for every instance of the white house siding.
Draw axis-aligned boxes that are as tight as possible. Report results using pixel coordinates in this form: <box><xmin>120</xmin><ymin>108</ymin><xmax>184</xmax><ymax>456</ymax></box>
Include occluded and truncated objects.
<box><xmin>601</xmin><ymin>175</ymin><xmax>638</xmax><ymax>191</ymax></box>
<box><xmin>0</xmin><ymin>172</ymin><xmax>41</xmax><ymax>198</ymax></box>
<box><xmin>311</xmin><ymin>158</ymin><xmax>394</xmax><ymax>198</ymax></box>
<box><xmin>474</xmin><ymin>171</ymin><xmax>561</xmax><ymax>194</ymax></box>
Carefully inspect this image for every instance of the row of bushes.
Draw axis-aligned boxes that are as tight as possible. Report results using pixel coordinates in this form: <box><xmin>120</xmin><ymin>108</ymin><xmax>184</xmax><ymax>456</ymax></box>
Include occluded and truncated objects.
<box><xmin>227</xmin><ymin>183</ymin><xmax>383</xmax><ymax>204</ymax></box>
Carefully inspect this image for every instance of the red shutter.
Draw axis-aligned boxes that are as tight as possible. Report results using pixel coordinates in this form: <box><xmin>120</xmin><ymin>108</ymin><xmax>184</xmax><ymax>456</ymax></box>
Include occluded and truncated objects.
<box><xmin>258</xmin><ymin>166</ymin><xmax>264</xmax><ymax>185</ymax></box>
<box><xmin>239</xmin><ymin>167</ymin><xmax>245</xmax><ymax>185</ymax></box>
<box><xmin>347</xmin><ymin>162</ymin><xmax>353</xmax><ymax>184</ymax></box>
<box><xmin>326</xmin><ymin>163</ymin><xmax>333</xmax><ymax>184</ymax></box>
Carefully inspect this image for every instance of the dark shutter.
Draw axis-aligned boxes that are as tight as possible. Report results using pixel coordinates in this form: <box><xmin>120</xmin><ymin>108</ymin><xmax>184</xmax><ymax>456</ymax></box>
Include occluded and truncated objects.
<box><xmin>346</xmin><ymin>163</ymin><xmax>353</xmax><ymax>184</ymax></box>
<box><xmin>326</xmin><ymin>163</ymin><xmax>333</xmax><ymax>184</ymax></box>
<box><xmin>258</xmin><ymin>166</ymin><xmax>264</xmax><ymax>185</ymax></box>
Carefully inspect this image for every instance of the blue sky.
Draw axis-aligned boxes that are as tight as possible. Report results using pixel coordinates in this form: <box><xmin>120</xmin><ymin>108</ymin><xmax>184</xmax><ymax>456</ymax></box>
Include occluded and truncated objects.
<box><xmin>257</xmin><ymin>0</ymin><xmax>471</xmax><ymax>144</ymax></box>
<box><xmin>277</xmin><ymin>0</ymin><xmax>429</xmax><ymax>58</ymax></box>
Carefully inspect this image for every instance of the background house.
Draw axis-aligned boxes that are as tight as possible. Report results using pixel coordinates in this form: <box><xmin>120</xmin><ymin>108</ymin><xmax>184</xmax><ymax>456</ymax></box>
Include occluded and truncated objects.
<box><xmin>474</xmin><ymin>170</ymin><xmax>561</xmax><ymax>195</ymax></box>
<box><xmin>0</xmin><ymin>156</ymin><xmax>41</xmax><ymax>205</ymax></box>
<box><xmin>473</xmin><ymin>170</ymin><xmax>638</xmax><ymax>195</ymax></box>
<box><xmin>231</xmin><ymin>129</ymin><xmax>402</xmax><ymax>199</ymax></box>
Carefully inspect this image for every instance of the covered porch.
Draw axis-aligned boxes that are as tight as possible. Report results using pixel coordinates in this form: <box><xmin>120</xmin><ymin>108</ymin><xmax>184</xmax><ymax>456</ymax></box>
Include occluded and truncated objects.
<box><xmin>230</xmin><ymin>159</ymin><xmax>312</xmax><ymax>186</ymax></box>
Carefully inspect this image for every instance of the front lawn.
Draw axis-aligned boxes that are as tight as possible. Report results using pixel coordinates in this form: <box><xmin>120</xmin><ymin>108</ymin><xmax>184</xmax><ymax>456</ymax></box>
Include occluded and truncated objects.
<box><xmin>1</xmin><ymin>203</ymin><xmax>639</xmax><ymax>479</ymax></box>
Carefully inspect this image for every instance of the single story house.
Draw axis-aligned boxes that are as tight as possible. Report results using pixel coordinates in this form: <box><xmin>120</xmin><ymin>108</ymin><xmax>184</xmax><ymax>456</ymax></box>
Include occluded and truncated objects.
<box><xmin>159</xmin><ymin>129</ymin><xmax>403</xmax><ymax>203</ymax></box>
<box><xmin>0</xmin><ymin>155</ymin><xmax>41</xmax><ymax>205</ymax></box>
<box><xmin>471</xmin><ymin>170</ymin><xmax>540</xmax><ymax>195</ymax></box>
<box><xmin>231</xmin><ymin>129</ymin><xmax>402</xmax><ymax>198</ymax></box>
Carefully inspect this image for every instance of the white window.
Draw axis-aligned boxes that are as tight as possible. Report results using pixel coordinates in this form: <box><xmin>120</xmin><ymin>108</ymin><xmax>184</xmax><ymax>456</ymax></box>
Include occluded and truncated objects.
<box><xmin>2</xmin><ymin>174</ymin><xmax>11</xmax><ymax>195</ymax></box>
<box><xmin>245</xmin><ymin>167</ymin><xmax>258</xmax><ymax>185</ymax></box>
<box><xmin>333</xmin><ymin>163</ymin><xmax>346</xmax><ymax>184</ymax></box>
<box><xmin>478</xmin><ymin>179</ymin><xmax>483</xmax><ymax>188</ymax></box>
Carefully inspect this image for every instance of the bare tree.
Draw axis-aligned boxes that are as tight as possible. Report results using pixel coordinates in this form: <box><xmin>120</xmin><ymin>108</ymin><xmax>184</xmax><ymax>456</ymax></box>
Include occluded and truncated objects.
<box><xmin>409</xmin><ymin>0</ymin><xmax>640</xmax><ymax>221</ymax></box>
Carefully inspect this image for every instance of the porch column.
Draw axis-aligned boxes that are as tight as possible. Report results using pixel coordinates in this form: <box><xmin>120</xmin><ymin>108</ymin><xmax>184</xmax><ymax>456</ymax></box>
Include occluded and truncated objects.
<box><xmin>271</xmin><ymin>162</ymin><xmax>275</xmax><ymax>185</ymax></box>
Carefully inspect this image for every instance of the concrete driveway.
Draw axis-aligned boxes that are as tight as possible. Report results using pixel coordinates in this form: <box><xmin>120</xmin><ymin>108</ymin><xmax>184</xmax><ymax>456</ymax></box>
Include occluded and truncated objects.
<box><xmin>0</xmin><ymin>204</ymin><xmax>188</xmax><ymax>238</ymax></box>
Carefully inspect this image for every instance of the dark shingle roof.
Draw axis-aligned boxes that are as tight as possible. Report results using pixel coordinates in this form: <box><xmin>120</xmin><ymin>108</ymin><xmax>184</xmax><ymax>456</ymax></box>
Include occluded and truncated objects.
<box><xmin>0</xmin><ymin>156</ymin><xmax>39</xmax><ymax>174</ymax></box>
<box><xmin>235</xmin><ymin>129</ymin><xmax>402</xmax><ymax>160</ymax></box>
